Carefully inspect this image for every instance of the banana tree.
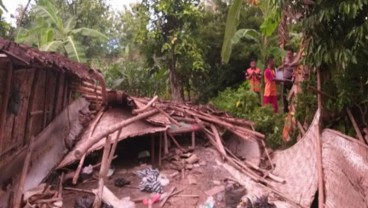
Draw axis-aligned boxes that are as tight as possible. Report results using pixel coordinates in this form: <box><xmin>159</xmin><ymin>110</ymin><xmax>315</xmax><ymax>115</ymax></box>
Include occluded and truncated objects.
<box><xmin>232</xmin><ymin>28</ymin><xmax>284</xmax><ymax>67</ymax></box>
<box><xmin>221</xmin><ymin>0</ymin><xmax>283</xmax><ymax>64</ymax></box>
<box><xmin>15</xmin><ymin>0</ymin><xmax>107</xmax><ymax>63</ymax></box>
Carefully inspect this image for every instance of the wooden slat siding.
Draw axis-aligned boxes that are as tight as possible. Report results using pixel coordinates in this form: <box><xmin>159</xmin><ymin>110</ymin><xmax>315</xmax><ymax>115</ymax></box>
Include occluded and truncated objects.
<box><xmin>46</xmin><ymin>70</ymin><xmax>57</xmax><ymax>125</ymax></box>
<box><xmin>28</xmin><ymin>69</ymin><xmax>46</xmax><ymax>138</ymax></box>
<box><xmin>0</xmin><ymin>61</ymin><xmax>13</xmax><ymax>152</ymax></box>
<box><xmin>42</xmin><ymin>70</ymin><xmax>49</xmax><ymax>128</ymax></box>
<box><xmin>52</xmin><ymin>72</ymin><xmax>64</xmax><ymax>118</ymax></box>
<box><xmin>24</xmin><ymin>69</ymin><xmax>39</xmax><ymax>144</ymax></box>
<box><xmin>11</xmin><ymin>68</ymin><xmax>36</xmax><ymax>147</ymax></box>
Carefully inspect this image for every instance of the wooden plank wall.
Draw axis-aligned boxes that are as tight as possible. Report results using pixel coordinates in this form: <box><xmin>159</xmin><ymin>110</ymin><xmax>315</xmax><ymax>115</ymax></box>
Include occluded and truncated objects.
<box><xmin>0</xmin><ymin>64</ymin><xmax>68</xmax><ymax>162</ymax></box>
<box><xmin>0</xmin><ymin>60</ymin><xmax>104</xmax><ymax>165</ymax></box>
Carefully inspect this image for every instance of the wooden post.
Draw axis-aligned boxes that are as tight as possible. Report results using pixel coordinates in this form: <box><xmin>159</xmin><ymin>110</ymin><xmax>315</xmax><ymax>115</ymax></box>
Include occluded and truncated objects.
<box><xmin>151</xmin><ymin>134</ymin><xmax>155</xmax><ymax>165</ymax></box>
<box><xmin>24</xmin><ymin>70</ymin><xmax>39</xmax><ymax>145</ymax></box>
<box><xmin>93</xmin><ymin>136</ymin><xmax>112</xmax><ymax>208</ymax></box>
<box><xmin>158</xmin><ymin>133</ymin><xmax>162</xmax><ymax>167</ymax></box>
<box><xmin>191</xmin><ymin>131</ymin><xmax>195</xmax><ymax>149</ymax></box>
<box><xmin>13</xmin><ymin>136</ymin><xmax>34</xmax><ymax>208</ymax></box>
<box><xmin>316</xmin><ymin>68</ymin><xmax>325</xmax><ymax>208</ymax></box>
<box><xmin>42</xmin><ymin>70</ymin><xmax>49</xmax><ymax>128</ymax></box>
<box><xmin>164</xmin><ymin>132</ymin><xmax>169</xmax><ymax>154</ymax></box>
<box><xmin>0</xmin><ymin>62</ymin><xmax>12</xmax><ymax>151</ymax></box>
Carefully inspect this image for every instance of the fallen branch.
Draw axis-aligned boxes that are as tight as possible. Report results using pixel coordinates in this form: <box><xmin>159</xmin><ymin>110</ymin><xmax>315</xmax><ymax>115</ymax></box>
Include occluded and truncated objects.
<box><xmin>347</xmin><ymin>108</ymin><xmax>366</xmax><ymax>143</ymax></box>
<box><xmin>63</xmin><ymin>187</ymin><xmax>94</xmax><ymax>194</ymax></box>
<box><xmin>133</xmin><ymin>95</ymin><xmax>158</xmax><ymax>114</ymax></box>
<box><xmin>210</xmin><ymin>125</ymin><xmax>227</xmax><ymax>158</ymax></box>
<box><xmin>160</xmin><ymin>187</ymin><xmax>176</xmax><ymax>207</ymax></box>
<box><xmin>74</xmin><ymin>109</ymin><xmax>159</xmax><ymax>159</ymax></box>
<box><xmin>167</xmin><ymin>133</ymin><xmax>185</xmax><ymax>152</ymax></box>
<box><xmin>73</xmin><ymin>109</ymin><xmax>106</xmax><ymax>184</ymax></box>
<box><xmin>93</xmin><ymin>136</ymin><xmax>112</xmax><ymax>208</ymax></box>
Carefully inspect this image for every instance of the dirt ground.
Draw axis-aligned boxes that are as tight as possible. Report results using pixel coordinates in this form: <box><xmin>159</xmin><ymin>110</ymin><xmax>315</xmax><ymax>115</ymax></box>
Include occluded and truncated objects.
<box><xmin>63</xmin><ymin>141</ymin><xmax>234</xmax><ymax>208</ymax></box>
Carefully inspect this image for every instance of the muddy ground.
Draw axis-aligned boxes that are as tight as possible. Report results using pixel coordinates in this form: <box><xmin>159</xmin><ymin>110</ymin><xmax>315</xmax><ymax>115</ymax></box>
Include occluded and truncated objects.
<box><xmin>63</xmin><ymin>138</ymin><xmax>234</xmax><ymax>208</ymax></box>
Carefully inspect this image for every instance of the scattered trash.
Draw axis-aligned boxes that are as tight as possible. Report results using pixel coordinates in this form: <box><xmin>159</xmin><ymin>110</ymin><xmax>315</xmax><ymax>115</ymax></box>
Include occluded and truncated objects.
<box><xmin>158</xmin><ymin>174</ymin><xmax>170</xmax><ymax>186</ymax></box>
<box><xmin>137</xmin><ymin>168</ymin><xmax>163</xmax><ymax>193</ymax></box>
<box><xmin>106</xmin><ymin>168</ymin><xmax>115</xmax><ymax>177</ymax></box>
<box><xmin>224</xmin><ymin>180</ymin><xmax>246</xmax><ymax>208</ymax></box>
<box><xmin>200</xmin><ymin>196</ymin><xmax>215</xmax><ymax>208</ymax></box>
<box><xmin>75</xmin><ymin>195</ymin><xmax>94</xmax><ymax>208</ymax></box>
<box><xmin>142</xmin><ymin>193</ymin><xmax>161</xmax><ymax>207</ymax></box>
<box><xmin>240</xmin><ymin>194</ymin><xmax>276</xmax><ymax>208</ymax></box>
<box><xmin>92</xmin><ymin>186</ymin><xmax>135</xmax><ymax>208</ymax></box>
<box><xmin>80</xmin><ymin>164</ymin><xmax>94</xmax><ymax>181</ymax></box>
<box><xmin>114</xmin><ymin>177</ymin><xmax>131</xmax><ymax>187</ymax></box>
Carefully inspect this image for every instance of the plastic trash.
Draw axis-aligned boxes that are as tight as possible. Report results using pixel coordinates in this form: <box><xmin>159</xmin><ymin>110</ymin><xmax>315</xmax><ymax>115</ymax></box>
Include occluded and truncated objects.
<box><xmin>200</xmin><ymin>196</ymin><xmax>215</xmax><ymax>208</ymax></box>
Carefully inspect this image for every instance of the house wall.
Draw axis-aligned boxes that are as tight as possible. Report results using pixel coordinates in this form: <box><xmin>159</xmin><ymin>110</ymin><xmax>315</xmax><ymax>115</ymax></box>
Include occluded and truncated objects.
<box><xmin>0</xmin><ymin>62</ymin><xmax>69</xmax><ymax>164</ymax></box>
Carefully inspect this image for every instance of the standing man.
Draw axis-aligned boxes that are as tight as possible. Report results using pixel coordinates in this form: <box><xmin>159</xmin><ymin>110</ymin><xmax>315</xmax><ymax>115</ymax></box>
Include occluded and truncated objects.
<box><xmin>263</xmin><ymin>56</ymin><xmax>278</xmax><ymax>113</ymax></box>
<box><xmin>245</xmin><ymin>59</ymin><xmax>262</xmax><ymax>94</ymax></box>
<box><xmin>281</xmin><ymin>48</ymin><xmax>297</xmax><ymax>113</ymax></box>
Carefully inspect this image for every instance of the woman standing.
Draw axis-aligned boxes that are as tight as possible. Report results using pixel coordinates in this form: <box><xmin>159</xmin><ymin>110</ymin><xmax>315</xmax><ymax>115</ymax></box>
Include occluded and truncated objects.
<box><xmin>263</xmin><ymin>56</ymin><xmax>278</xmax><ymax>113</ymax></box>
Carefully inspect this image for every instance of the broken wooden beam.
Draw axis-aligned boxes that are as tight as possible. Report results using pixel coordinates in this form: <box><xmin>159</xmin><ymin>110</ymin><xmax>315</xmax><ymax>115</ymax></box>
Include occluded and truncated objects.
<box><xmin>133</xmin><ymin>95</ymin><xmax>158</xmax><ymax>114</ymax></box>
<box><xmin>73</xmin><ymin>109</ymin><xmax>159</xmax><ymax>159</ymax></box>
<box><xmin>93</xmin><ymin>136</ymin><xmax>112</xmax><ymax>208</ymax></box>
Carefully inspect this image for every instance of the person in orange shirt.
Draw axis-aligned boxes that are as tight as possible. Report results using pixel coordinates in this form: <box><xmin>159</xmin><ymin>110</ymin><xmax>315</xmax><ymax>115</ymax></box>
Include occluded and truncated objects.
<box><xmin>245</xmin><ymin>59</ymin><xmax>262</xmax><ymax>93</ymax></box>
<box><xmin>263</xmin><ymin>56</ymin><xmax>278</xmax><ymax>113</ymax></box>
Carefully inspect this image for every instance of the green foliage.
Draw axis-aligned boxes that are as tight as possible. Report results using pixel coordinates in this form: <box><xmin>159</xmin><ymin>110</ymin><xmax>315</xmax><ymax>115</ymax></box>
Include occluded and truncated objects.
<box><xmin>295</xmin><ymin>79</ymin><xmax>317</xmax><ymax>124</ymax></box>
<box><xmin>102</xmin><ymin>60</ymin><xmax>169</xmax><ymax>98</ymax></box>
<box><xmin>15</xmin><ymin>0</ymin><xmax>108</xmax><ymax>63</ymax></box>
<box><xmin>221</xmin><ymin>0</ymin><xmax>243</xmax><ymax>63</ymax></box>
<box><xmin>211</xmin><ymin>83</ymin><xmax>285</xmax><ymax>149</ymax></box>
<box><xmin>0</xmin><ymin>0</ymin><xmax>6</xmax><ymax>12</ymax></box>
<box><xmin>0</xmin><ymin>10</ymin><xmax>11</xmax><ymax>38</ymax></box>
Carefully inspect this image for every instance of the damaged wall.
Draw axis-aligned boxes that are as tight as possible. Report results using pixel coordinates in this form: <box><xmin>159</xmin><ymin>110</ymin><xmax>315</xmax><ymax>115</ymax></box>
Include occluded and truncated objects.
<box><xmin>0</xmin><ymin>98</ymin><xmax>90</xmax><ymax>208</ymax></box>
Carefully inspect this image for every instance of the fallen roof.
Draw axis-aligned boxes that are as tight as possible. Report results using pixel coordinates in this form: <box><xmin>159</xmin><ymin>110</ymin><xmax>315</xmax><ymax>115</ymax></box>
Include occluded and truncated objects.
<box><xmin>57</xmin><ymin>107</ymin><xmax>167</xmax><ymax>168</ymax></box>
<box><xmin>0</xmin><ymin>38</ymin><xmax>103</xmax><ymax>82</ymax></box>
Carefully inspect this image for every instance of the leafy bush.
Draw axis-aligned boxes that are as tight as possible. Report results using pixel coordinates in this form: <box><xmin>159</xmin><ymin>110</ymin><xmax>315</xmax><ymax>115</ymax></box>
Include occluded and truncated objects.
<box><xmin>211</xmin><ymin>82</ymin><xmax>285</xmax><ymax>149</ymax></box>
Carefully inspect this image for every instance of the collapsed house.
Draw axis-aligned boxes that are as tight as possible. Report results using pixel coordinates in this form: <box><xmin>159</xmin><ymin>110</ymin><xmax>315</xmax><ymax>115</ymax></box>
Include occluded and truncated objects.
<box><xmin>0</xmin><ymin>38</ymin><xmax>367</xmax><ymax>208</ymax></box>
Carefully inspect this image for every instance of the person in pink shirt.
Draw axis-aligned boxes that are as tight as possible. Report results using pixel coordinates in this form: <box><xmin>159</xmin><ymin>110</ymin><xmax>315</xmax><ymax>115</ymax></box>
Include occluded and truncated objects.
<box><xmin>263</xmin><ymin>56</ymin><xmax>278</xmax><ymax>113</ymax></box>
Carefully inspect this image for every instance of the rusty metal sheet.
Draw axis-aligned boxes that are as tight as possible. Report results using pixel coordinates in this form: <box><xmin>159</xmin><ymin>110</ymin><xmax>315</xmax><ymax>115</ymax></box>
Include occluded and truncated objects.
<box><xmin>57</xmin><ymin>108</ymin><xmax>167</xmax><ymax>168</ymax></box>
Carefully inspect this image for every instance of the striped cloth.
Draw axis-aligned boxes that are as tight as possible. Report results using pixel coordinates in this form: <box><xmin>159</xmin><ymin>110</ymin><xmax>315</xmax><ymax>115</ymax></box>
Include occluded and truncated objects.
<box><xmin>136</xmin><ymin>168</ymin><xmax>163</xmax><ymax>193</ymax></box>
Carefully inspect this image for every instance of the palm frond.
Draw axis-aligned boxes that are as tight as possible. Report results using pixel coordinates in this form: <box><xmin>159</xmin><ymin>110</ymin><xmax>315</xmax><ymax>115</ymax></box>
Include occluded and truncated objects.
<box><xmin>33</xmin><ymin>3</ymin><xmax>63</xmax><ymax>31</ymax></box>
<box><xmin>232</xmin><ymin>29</ymin><xmax>261</xmax><ymax>45</ymax></box>
<box><xmin>40</xmin><ymin>40</ymin><xmax>64</xmax><ymax>52</ymax></box>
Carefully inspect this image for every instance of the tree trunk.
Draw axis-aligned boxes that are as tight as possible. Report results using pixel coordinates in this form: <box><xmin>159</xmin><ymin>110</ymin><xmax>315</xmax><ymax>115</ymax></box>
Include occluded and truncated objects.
<box><xmin>169</xmin><ymin>47</ymin><xmax>183</xmax><ymax>101</ymax></box>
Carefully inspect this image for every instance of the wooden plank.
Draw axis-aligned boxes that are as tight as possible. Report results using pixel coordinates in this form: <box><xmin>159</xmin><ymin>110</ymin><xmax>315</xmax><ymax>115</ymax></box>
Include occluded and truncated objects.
<box><xmin>45</xmin><ymin>70</ymin><xmax>57</xmax><ymax>125</ymax></box>
<box><xmin>12</xmin><ymin>68</ymin><xmax>35</xmax><ymax>146</ymax></box>
<box><xmin>0</xmin><ymin>61</ymin><xmax>12</xmax><ymax>151</ymax></box>
<box><xmin>53</xmin><ymin>73</ymin><xmax>65</xmax><ymax>117</ymax></box>
<box><xmin>24</xmin><ymin>69</ymin><xmax>39</xmax><ymax>144</ymax></box>
<box><xmin>29</xmin><ymin>69</ymin><xmax>47</xmax><ymax>137</ymax></box>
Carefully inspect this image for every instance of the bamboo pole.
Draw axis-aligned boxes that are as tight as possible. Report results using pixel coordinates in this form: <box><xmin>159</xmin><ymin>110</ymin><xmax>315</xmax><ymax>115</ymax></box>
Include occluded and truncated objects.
<box><xmin>72</xmin><ymin>109</ymin><xmax>105</xmax><ymax>184</ymax></box>
<box><xmin>93</xmin><ymin>136</ymin><xmax>111</xmax><ymax>208</ymax></box>
<box><xmin>210</xmin><ymin>125</ymin><xmax>227</xmax><ymax>158</ymax></box>
<box><xmin>316</xmin><ymin>68</ymin><xmax>325</xmax><ymax>208</ymax></box>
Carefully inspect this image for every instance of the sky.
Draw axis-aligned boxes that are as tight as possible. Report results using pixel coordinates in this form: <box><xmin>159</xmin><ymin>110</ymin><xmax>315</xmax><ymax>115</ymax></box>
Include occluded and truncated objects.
<box><xmin>3</xmin><ymin>0</ymin><xmax>138</xmax><ymax>26</ymax></box>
